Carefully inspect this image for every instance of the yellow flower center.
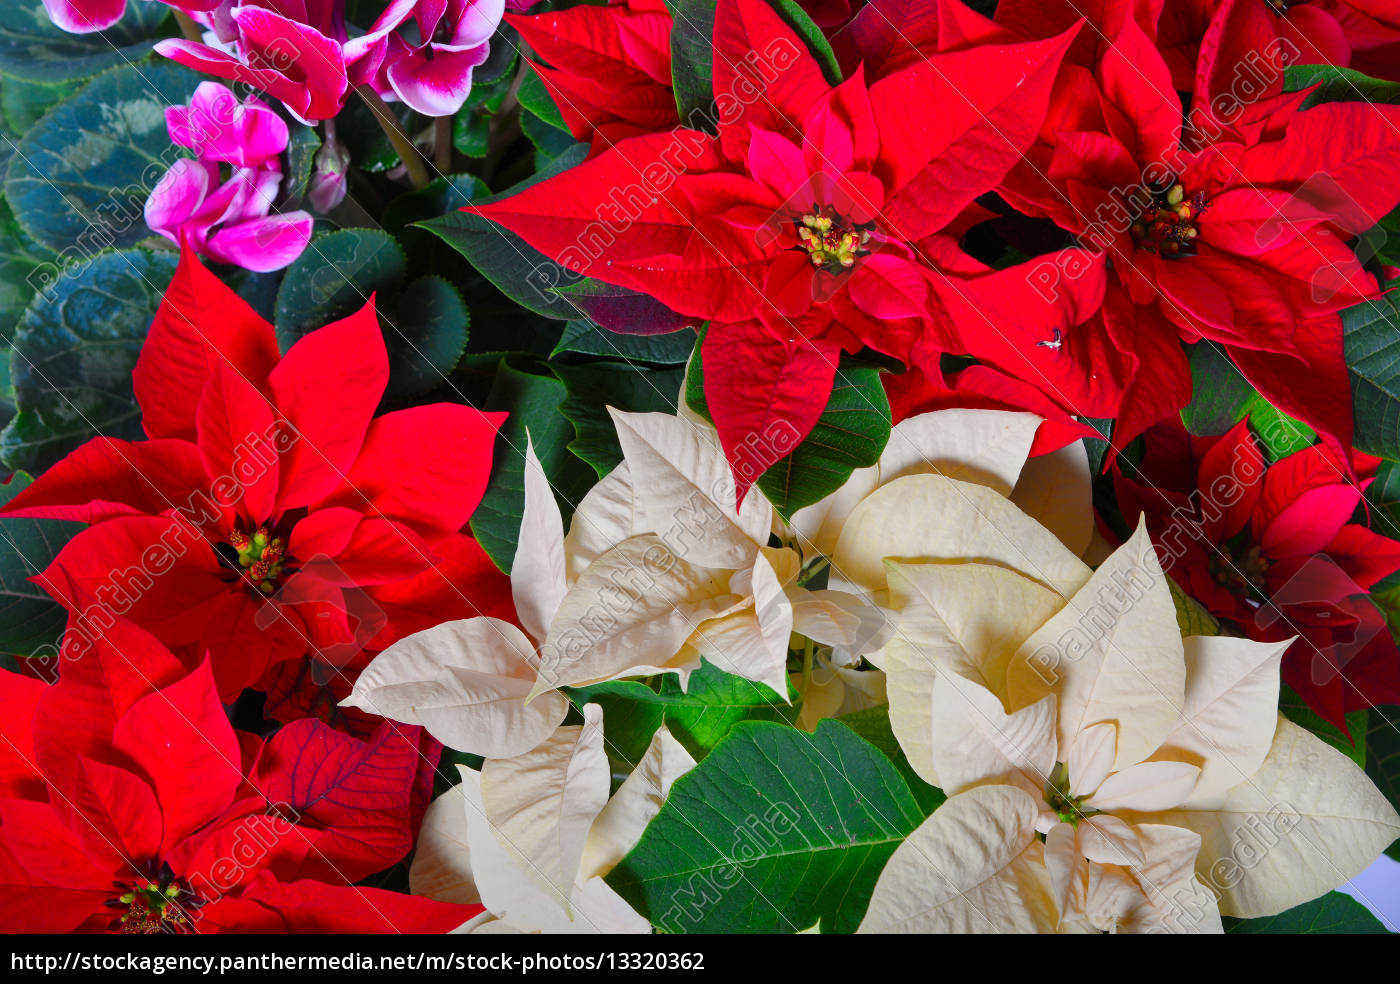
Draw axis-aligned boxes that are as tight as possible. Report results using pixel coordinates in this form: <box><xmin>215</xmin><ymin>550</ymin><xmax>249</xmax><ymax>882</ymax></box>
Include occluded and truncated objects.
<box><xmin>796</xmin><ymin>208</ymin><xmax>871</xmax><ymax>272</ymax></box>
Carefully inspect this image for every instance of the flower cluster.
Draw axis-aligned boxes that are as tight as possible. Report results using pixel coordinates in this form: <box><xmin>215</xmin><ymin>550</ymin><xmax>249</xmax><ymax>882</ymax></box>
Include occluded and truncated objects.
<box><xmin>146</xmin><ymin>82</ymin><xmax>313</xmax><ymax>272</ymax></box>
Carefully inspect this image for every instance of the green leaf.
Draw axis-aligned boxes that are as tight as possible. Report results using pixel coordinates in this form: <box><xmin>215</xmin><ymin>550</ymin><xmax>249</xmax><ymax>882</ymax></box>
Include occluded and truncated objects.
<box><xmin>1182</xmin><ymin>341</ymin><xmax>1314</xmax><ymax>459</ymax></box>
<box><xmin>551</xmin><ymin>320</ymin><xmax>696</xmax><ymax>364</ymax></box>
<box><xmin>757</xmin><ymin>367</ymin><xmax>889</xmax><ymax>519</ymax></box>
<box><xmin>380</xmin><ymin>276</ymin><xmax>469</xmax><ymax>402</ymax></box>
<box><xmin>280</xmin><ymin>124</ymin><xmax>321</xmax><ymax>205</ymax></box>
<box><xmin>664</xmin><ymin>0</ymin><xmax>718</xmax><ymax>126</ymax></box>
<box><xmin>469</xmin><ymin>360</ymin><xmax>595</xmax><ymax>573</ymax></box>
<box><xmin>1280</xmin><ymin>685</ymin><xmax>1366</xmax><ymax>768</ymax></box>
<box><xmin>1222</xmin><ymin>891</ymin><xmax>1390</xmax><ymax>933</ymax></box>
<box><xmin>0</xmin><ymin>248</ymin><xmax>177</xmax><ymax>474</ymax></box>
<box><xmin>0</xmin><ymin>75</ymin><xmax>78</xmax><ymax>132</ymax></box>
<box><xmin>274</xmin><ymin>228</ymin><xmax>406</xmax><ymax>345</ymax></box>
<box><xmin>382</xmin><ymin>174</ymin><xmax>489</xmax><ymax>238</ymax></box>
<box><xmin>768</xmin><ymin>0</ymin><xmax>841</xmax><ymax>84</ymax></box>
<box><xmin>452</xmin><ymin>70</ymin><xmax>512</xmax><ymax>159</ymax></box>
<box><xmin>1365</xmin><ymin>463</ymin><xmax>1400</xmax><ymax>544</ymax></box>
<box><xmin>833</xmin><ymin>706</ymin><xmax>946</xmax><ymax>818</ymax></box>
<box><xmin>515</xmin><ymin>63</ymin><xmax>567</xmax><ymax>132</ymax></box>
<box><xmin>568</xmin><ymin>660</ymin><xmax>799</xmax><ymax>773</ymax></box>
<box><xmin>1363</xmin><ymin>705</ymin><xmax>1400</xmax><ymax>858</ymax></box>
<box><xmin>1344</xmin><ymin>293</ymin><xmax>1400</xmax><ymax>461</ymax></box>
<box><xmin>519</xmin><ymin>107</ymin><xmax>578</xmax><ymax>166</ymax></box>
<box><xmin>419</xmin><ymin>144</ymin><xmax>591</xmax><ymax>321</ymax></box>
<box><xmin>554</xmin><ymin>359</ymin><xmax>684</xmax><ymax>477</ymax></box>
<box><xmin>1283</xmin><ymin>65</ymin><xmax>1400</xmax><ymax>108</ymax></box>
<box><xmin>607</xmin><ymin>719</ymin><xmax>924</xmax><ymax>934</ymax></box>
<box><xmin>1168</xmin><ymin>578</ymin><xmax>1221</xmax><ymax>638</ymax></box>
<box><xmin>0</xmin><ymin>1</ymin><xmax>171</xmax><ymax>85</ymax></box>
<box><xmin>0</xmin><ymin>471</ymin><xmax>79</xmax><ymax>657</ymax></box>
<box><xmin>0</xmin><ymin>195</ymin><xmax>53</xmax><ymax>352</ymax></box>
<box><xmin>5</xmin><ymin>60</ymin><xmax>202</xmax><ymax>252</ymax></box>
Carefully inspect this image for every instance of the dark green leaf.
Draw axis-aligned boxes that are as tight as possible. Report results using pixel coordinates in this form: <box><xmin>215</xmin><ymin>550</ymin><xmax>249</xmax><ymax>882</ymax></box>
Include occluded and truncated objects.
<box><xmin>419</xmin><ymin>144</ymin><xmax>591</xmax><ymax>321</ymax></box>
<box><xmin>554</xmin><ymin>360</ymin><xmax>684</xmax><ymax>477</ymax></box>
<box><xmin>0</xmin><ymin>471</ymin><xmax>79</xmax><ymax>657</ymax></box>
<box><xmin>1344</xmin><ymin>293</ymin><xmax>1400</xmax><ymax>461</ymax></box>
<box><xmin>274</xmin><ymin>228</ymin><xmax>406</xmax><ymax>346</ymax></box>
<box><xmin>756</xmin><ymin>367</ymin><xmax>890</xmax><ymax>519</ymax></box>
<box><xmin>551</xmin><ymin>320</ymin><xmax>696</xmax><ymax>364</ymax></box>
<box><xmin>608</xmin><ymin>719</ymin><xmax>924</xmax><ymax>934</ymax></box>
<box><xmin>380</xmin><ymin>276</ymin><xmax>470</xmax><ymax>402</ymax></box>
<box><xmin>665</xmin><ymin>0</ymin><xmax>717</xmax><ymax>126</ymax></box>
<box><xmin>1222</xmin><ymin>891</ymin><xmax>1390</xmax><ymax>933</ymax></box>
<box><xmin>768</xmin><ymin>0</ymin><xmax>841</xmax><ymax>84</ymax></box>
<box><xmin>0</xmin><ymin>248</ymin><xmax>177</xmax><ymax>474</ymax></box>
<box><xmin>0</xmin><ymin>195</ymin><xmax>52</xmax><ymax>352</ymax></box>
<box><xmin>470</xmin><ymin>360</ymin><xmax>595</xmax><ymax>573</ymax></box>
<box><xmin>1363</xmin><ymin>706</ymin><xmax>1400</xmax><ymax>852</ymax></box>
<box><xmin>5</xmin><ymin>61</ymin><xmax>202</xmax><ymax>252</ymax></box>
<box><xmin>0</xmin><ymin>75</ymin><xmax>78</xmax><ymax>132</ymax></box>
<box><xmin>0</xmin><ymin>1</ymin><xmax>171</xmax><ymax>85</ymax></box>
<box><xmin>382</xmin><ymin>174</ymin><xmax>489</xmax><ymax>238</ymax></box>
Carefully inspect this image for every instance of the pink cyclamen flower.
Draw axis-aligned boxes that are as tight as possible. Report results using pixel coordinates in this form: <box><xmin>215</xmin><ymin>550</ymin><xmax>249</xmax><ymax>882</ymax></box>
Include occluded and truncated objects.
<box><xmin>165</xmin><ymin>80</ymin><xmax>290</xmax><ymax>167</ymax></box>
<box><xmin>155</xmin><ymin>2</ymin><xmax>366</xmax><ymax>122</ymax></box>
<box><xmin>146</xmin><ymin>84</ymin><xmax>312</xmax><ymax>272</ymax></box>
<box><xmin>355</xmin><ymin>0</ymin><xmax>505</xmax><ymax>116</ymax></box>
<box><xmin>153</xmin><ymin>1</ymin><xmax>503</xmax><ymax>121</ymax></box>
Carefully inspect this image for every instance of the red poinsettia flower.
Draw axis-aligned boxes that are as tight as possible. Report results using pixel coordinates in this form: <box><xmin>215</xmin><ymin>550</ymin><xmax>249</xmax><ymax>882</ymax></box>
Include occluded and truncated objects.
<box><xmin>1114</xmin><ymin>417</ymin><xmax>1400</xmax><ymax>729</ymax></box>
<box><xmin>469</xmin><ymin>0</ymin><xmax>1074</xmax><ymax>496</ymax></box>
<box><xmin>0</xmin><ymin>610</ymin><xmax>478</xmax><ymax>933</ymax></box>
<box><xmin>510</xmin><ymin>0</ymin><xmax>679</xmax><ymax>150</ymax></box>
<box><xmin>0</xmin><ymin>249</ymin><xmax>512</xmax><ymax>703</ymax></box>
<box><xmin>988</xmin><ymin>7</ymin><xmax>1400</xmax><ymax>462</ymax></box>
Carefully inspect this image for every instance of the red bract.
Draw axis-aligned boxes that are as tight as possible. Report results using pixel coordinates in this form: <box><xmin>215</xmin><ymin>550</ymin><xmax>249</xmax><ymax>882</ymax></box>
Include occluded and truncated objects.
<box><xmin>510</xmin><ymin>0</ymin><xmax>679</xmax><ymax>150</ymax></box>
<box><xmin>0</xmin><ymin>612</ymin><xmax>478</xmax><ymax>933</ymax></box>
<box><xmin>0</xmin><ymin>249</ymin><xmax>512</xmax><ymax>703</ymax></box>
<box><xmin>1114</xmin><ymin>418</ymin><xmax>1400</xmax><ymax>730</ymax></box>
<box><xmin>991</xmin><ymin>9</ymin><xmax>1400</xmax><ymax>462</ymax></box>
<box><xmin>469</xmin><ymin>0</ymin><xmax>1073</xmax><ymax>497</ymax></box>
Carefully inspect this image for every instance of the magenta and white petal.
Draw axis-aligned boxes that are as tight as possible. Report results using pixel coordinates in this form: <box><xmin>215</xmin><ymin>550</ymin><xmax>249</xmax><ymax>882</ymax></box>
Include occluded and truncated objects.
<box><xmin>144</xmin><ymin>159</ymin><xmax>215</xmax><ymax>241</ymax></box>
<box><xmin>385</xmin><ymin>42</ymin><xmax>491</xmax><ymax>116</ymax></box>
<box><xmin>40</xmin><ymin>0</ymin><xmax>125</xmax><ymax>33</ymax></box>
<box><xmin>204</xmin><ymin>211</ymin><xmax>314</xmax><ymax>272</ymax></box>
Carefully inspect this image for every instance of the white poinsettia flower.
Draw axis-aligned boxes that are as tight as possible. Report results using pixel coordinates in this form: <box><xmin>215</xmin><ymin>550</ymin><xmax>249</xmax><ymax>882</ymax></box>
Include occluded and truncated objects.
<box><xmin>792</xmin><ymin>409</ymin><xmax>1097</xmax><ymax>765</ymax></box>
<box><xmin>409</xmin><ymin>704</ymin><xmax>695</xmax><ymax>934</ymax></box>
<box><xmin>859</xmin><ymin>522</ymin><xmax>1400</xmax><ymax>933</ymax></box>
<box><xmin>340</xmin><ymin>435</ymin><xmax>571</xmax><ymax>758</ymax></box>
<box><xmin>536</xmin><ymin>408</ymin><xmax>876</xmax><ymax>699</ymax></box>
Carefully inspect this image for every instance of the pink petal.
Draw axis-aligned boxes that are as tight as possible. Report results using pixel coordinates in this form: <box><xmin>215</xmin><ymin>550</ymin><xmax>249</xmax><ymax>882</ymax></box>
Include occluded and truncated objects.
<box><xmin>144</xmin><ymin>159</ymin><xmax>216</xmax><ymax>241</ymax></box>
<box><xmin>204</xmin><ymin>211</ymin><xmax>314</xmax><ymax>272</ymax></box>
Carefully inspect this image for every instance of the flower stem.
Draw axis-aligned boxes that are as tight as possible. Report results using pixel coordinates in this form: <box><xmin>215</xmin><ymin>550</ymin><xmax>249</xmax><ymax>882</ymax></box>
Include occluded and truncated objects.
<box><xmin>800</xmin><ymin>637</ymin><xmax>815</xmax><ymax>697</ymax></box>
<box><xmin>435</xmin><ymin>115</ymin><xmax>453</xmax><ymax>174</ymax></box>
<box><xmin>356</xmin><ymin>86</ymin><xmax>430</xmax><ymax>189</ymax></box>
<box><xmin>174</xmin><ymin>11</ymin><xmax>204</xmax><ymax>42</ymax></box>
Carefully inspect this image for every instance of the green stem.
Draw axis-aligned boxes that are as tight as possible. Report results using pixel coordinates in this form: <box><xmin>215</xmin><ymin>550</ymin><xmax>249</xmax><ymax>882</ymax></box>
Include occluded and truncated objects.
<box><xmin>800</xmin><ymin>637</ymin><xmax>815</xmax><ymax>697</ymax></box>
<box><xmin>173</xmin><ymin>11</ymin><xmax>203</xmax><ymax>42</ymax></box>
<box><xmin>434</xmin><ymin>115</ymin><xmax>453</xmax><ymax>174</ymax></box>
<box><xmin>356</xmin><ymin>86</ymin><xmax>430</xmax><ymax>189</ymax></box>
